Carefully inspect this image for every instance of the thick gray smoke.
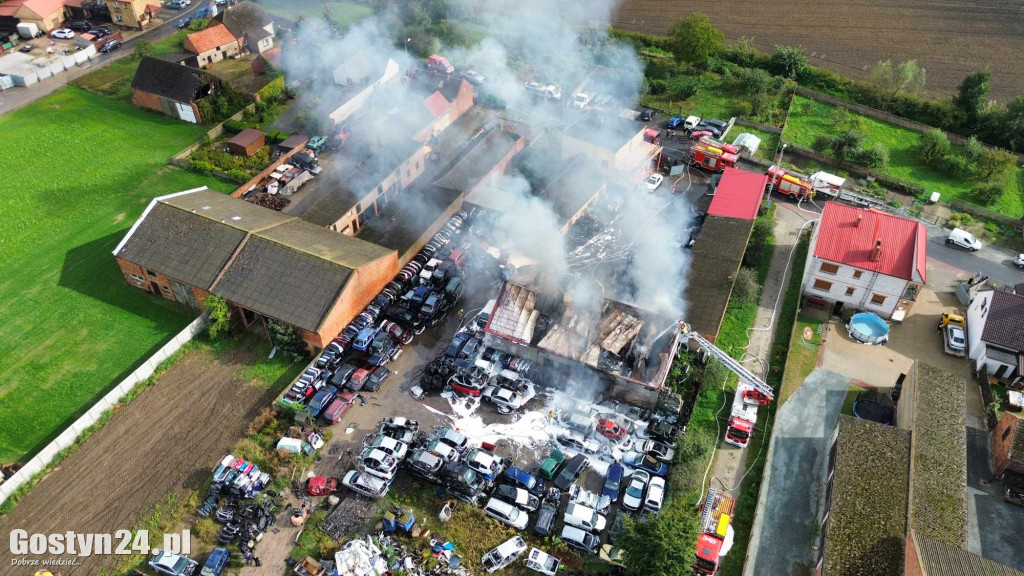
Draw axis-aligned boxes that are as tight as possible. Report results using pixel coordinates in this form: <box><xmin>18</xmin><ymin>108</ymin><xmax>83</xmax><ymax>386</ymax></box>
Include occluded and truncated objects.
<box><xmin>274</xmin><ymin>0</ymin><xmax>692</xmax><ymax>318</ymax></box>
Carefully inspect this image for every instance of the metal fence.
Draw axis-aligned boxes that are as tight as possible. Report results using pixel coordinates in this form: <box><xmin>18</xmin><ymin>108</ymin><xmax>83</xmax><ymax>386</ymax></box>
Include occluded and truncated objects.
<box><xmin>0</xmin><ymin>313</ymin><xmax>208</xmax><ymax>506</ymax></box>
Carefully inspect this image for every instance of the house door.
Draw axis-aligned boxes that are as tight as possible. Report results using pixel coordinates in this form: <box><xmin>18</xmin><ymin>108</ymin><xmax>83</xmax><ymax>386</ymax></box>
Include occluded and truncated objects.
<box><xmin>149</xmin><ymin>281</ymin><xmax>161</xmax><ymax>294</ymax></box>
<box><xmin>832</xmin><ymin>301</ymin><xmax>844</xmax><ymax>317</ymax></box>
<box><xmin>170</xmin><ymin>280</ymin><xmax>199</xmax><ymax>309</ymax></box>
<box><xmin>994</xmin><ymin>364</ymin><xmax>1009</xmax><ymax>379</ymax></box>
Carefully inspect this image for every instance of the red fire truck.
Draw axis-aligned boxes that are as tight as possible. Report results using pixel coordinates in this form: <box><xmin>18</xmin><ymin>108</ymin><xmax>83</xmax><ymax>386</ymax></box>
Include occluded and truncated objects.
<box><xmin>693</xmin><ymin>487</ymin><xmax>735</xmax><ymax>575</ymax></box>
<box><xmin>688</xmin><ymin>142</ymin><xmax>738</xmax><ymax>172</ymax></box>
<box><xmin>696</xmin><ymin>136</ymin><xmax>740</xmax><ymax>155</ymax></box>
<box><xmin>765</xmin><ymin>164</ymin><xmax>814</xmax><ymax>200</ymax></box>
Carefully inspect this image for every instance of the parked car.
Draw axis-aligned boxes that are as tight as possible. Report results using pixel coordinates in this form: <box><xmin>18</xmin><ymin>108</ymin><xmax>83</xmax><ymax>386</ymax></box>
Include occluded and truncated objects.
<box><xmin>483</xmin><ymin>498</ymin><xmax>529</xmax><ymax>530</ymax></box>
<box><xmin>454</xmin><ymin>336</ymin><xmax>482</xmax><ymax>369</ymax></box>
<box><xmin>363</xmin><ymin>366</ymin><xmax>391</xmax><ymax>392</ymax></box>
<box><xmin>442</xmin><ymin>461</ymin><xmax>486</xmax><ymax>502</ymax></box>
<box><xmin>560</xmin><ymin>525</ymin><xmax>599</xmax><ymax>553</ymax></box>
<box><xmin>645</xmin><ymin>173</ymin><xmax>664</xmax><ymax>192</ymax></box>
<box><xmin>1014</xmin><ymin>254</ymin><xmax>1024</xmax><ymax>269</ymax></box>
<box><xmin>666</xmin><ymin>116</ymin><xmax>684</xmax><ymax>129</ymax></box>
<box><xmin>697</xmin><ymin>118</ymin><xmax>727</xmax><ymax>137</ymax></box>
<box><xmin>602</xmin><ymin>463</ymin><xmax>624</xmax><ymax>502</ymax></box>
<box><xmin>360</xmin><ymin>448</ymin><xmax>399</xmax><ymax>480</ymax></box>
<box><xmin>621</xmin><ymin>470</ymin><xmax>650</xmax><ymax>511</ymax></box>
<box><xmin>50</xmin><ymin>28</ymin><xmax>74</xmax><ymax>39</ymax></box>
<box><xmin>525</xmin><ymin>548</ymin><xmax>562</xmax><ymax>576</ymax></box>
<box><xmin>176</xmin><ymin>17</ymin><xmax>193</xmax><ymax>29</ymax></box>
<box><xmin>307</xmin><ymin>386</ymin><xmax>339</xmax><ymax>417</ymax></box>
<box><xmin>596</xmin><ymin>417</ymin><xmax>628</xmax><ymax>441</ymax></box>
<box><xmin>305</xmin><ymin>475</ymin><xmax>340</xmax><ymax>496</ymax></box>
<box><xmin>557</xmin><ymin>433</ymin><xmax>600</xmax><ymax>454</ymax></box>
<box><xmin>569</xmin><ymin>485</ymin><xmax>611</xmax><ymax>514</ymax></box>
<box><xmin>149</xmin><ymin>549</ymin><xmax>198</xmax><ymax>576</ymax></box>
<box><xmin>945</xmin><ymin>324</ymin><xmax>966</xmax><ymax>354</ymax></box>
<box><xmin>382</xmin><ymin>320</ymin><xmax>414</xmax><ymax>344</ymax></box>
<box><xmin>427</xmin><ymin>54</ymin><xmax>454</xmax><ymax>74</ymax></box>
<box><xmin>368</xmin><ymin>333</ymin><xmax>400</xmax><ymax>366</ymax></box>
<box><xmin>465</xmin><ymin>447</ymin><xmax>504</xmax><ymax>481</ymax></box>
<box><xmin>166</xmin><ymin>0</ymin><xmax>190</xmax><ymax>8</ymax></box>
<box><xmin>493</xmin><ymin>484</ymin><xmax>540</xmax><ymax>511</ymax></box>
<box><xmin>322</xmin><ymin>391</ymin><xmax>356</xmax><ymax>424</ymax></box>
<box><xmin>433</xmin><ymin>426</ymin><xmax>469</xmax><ymax>451</ymax></box>
<box><xmin>481</xmin><ymin>536</ymin><xmax>527</xmax><ymax>573</ymax></box>
<box><xmin>342</xmin><ymin>469</ymin><xmax>389</xmax><ymax>499</ymax></box>
<box><xmin>572</xmin><ymin>92</ymin><xmax>591</xmax><ymax>108</ymax></box>
<box><xmin>199</xmin><ymin>547</ymin><xmax>229</xmax><ymax>576</ymax></box>
<box><xmin>644</xmin><ymin>476</ymin><xmax>666</xmax><ymax>513</ymax></box>
<box><xmin>68</xmin><ymin>20</ymin><xmax>91</xmax><ymax>31</ymax></box>
<box><xmin>538</xmin><ymin>448</ymin><xmax>565</xmax><ymax>480</ymax></box>
<box><xmin>353</xmin><ymin>324</ymin><xmax>380</xmax><ymax>352</ymax></box>
<box><xmin>636</xmin><ymin>439</ymin><xmax>675</xmax><ymax>462</ymax></box>
<box><xmin>377</xmin><ymin>420</ymin><xmax>415</xmax><ymax>444</ymax></box>
<box><xmin>625</xmin><ymin>452</ymin><xmax>668</xmax><ymax>476</ymax></box>
<box><xmin>331</xmin><ymin>362</ymin><xmax>360</xmax><ymax>388</ymax></box>
<box><xmin>426</xmin><ymin>439</ymin><xmax>461</xmax><ymax>462</ymax></box>
<box><xmin>406</xmin><ymin>449</ymin><xmax>444</xmax><ymax>480</ymax></box>
<box><xmin>363</xmin><ymin>434</ymin><xmax>408</xmax><ymax>461</ymax></box>
<box><xmin>445</xmin><ymin>332</ymin><xmax>472</xmax><ymax>358</ymax></box>
<box><xmin>382</xmin><ymin>416</ymin><xmax>419</xmax><ymax>431</ymax></box>
<box><xmin>533</xmin><ymin>498</ymin><xmax>558</xmax><ymax>536</ymax></box>
<box><xmin>564</xmin><ymin>502</ymin><xmax>606</xmax><ymax>532</ymax></box>
<box><xmin>462</xmin><ymin>69</ymin><xmax>485</xmax><ymax>85</ymax></box>
<box><xmin>450</xmin><ymin>368</ymin><xmax>487</xmax><ymax>396</ymax></box>
<box><xmin>646</xmin><ymin>418</ymin><xmax>676</xmax><ymax>442</ymax></box>
<box><xmin>554</xmin><ymin>454</ymin><xmax>588</xmax><ymax>490</ymax></box>
<box><xmin>481</xmin><ymin>384</ymin><xmax>528</xmax><ymax>414</ymax></box>
<box><xmin>640</xmin><ymin>109</ymin><xmax>654</xmax><ymax>122</ymax></box>
<box><xmin>504</xmin><ymin>466</ymin><xmax>540</xmax><ymax>493</ymax></box>
<box><xmin>946</xmin><ymin>227</ymin><xmax>981</xmax><ymax>251</ymax></box>
<box><xmin>349</xmin><ymin>367</ymin><xmax>371</xmax><ymax>391</ymax></box>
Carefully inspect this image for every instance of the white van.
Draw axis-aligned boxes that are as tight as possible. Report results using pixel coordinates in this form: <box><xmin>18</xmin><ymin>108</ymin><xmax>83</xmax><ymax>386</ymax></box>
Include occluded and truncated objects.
<box><xmin>564</xmin><ymin>502</ymin><xmax>606</xmax><ymax>532</ymax></box>
<box><xmin>481</xmin><ymin>536</ymin><xmax>527</xmax><ymax>573</ymax></box>
<box><xmin>946</xmin><ymin>228</ymin><xmax>981</xmax><ymax>252</ymax></box>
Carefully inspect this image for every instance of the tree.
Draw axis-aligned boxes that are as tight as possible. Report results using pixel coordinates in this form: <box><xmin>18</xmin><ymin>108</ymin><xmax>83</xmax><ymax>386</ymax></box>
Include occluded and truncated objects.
<box><xmin>266</xmin><ymin>319</ymin><xmax>309</xmax><ymax>362</ymax></box>
<box><xmin>960</xmin><ymin>135</ymin><xmax>983</xmax><ymax>164</ymax></box>
<box><xmin>812</xmin><ymin>134</ymin><xmax>833</xmax><ymax>153</ymax></box>
<box><xmin>618</xmin><ymin>505</ymin><xmax>700</xmax><ymax>576</ymax></box>
<box><xmin>737</xmin><ymin>68</ymin><xmax>784</xmax><ymax>118</ymax></box>
<box><xmin>856</xmin><ymin>143</ymin><xmax>890</xmax><ymax>169</ymax></box>
<box><xmin>770</xmin><ymin>45</ymin><xmax>806</xmax><ymax>79</ymax></box>
<box><xmin>954</xmin><ymin>69</ymin><xmax>991</xmax><ymax>126</ymax></box>
<box><xmin>868</xmin><ymin>59</ymin><xmax>926</xmax><ymax>101</ymax></box>
<box><xmin>204</xmin><ymin>295</ymin><xmax>231</xmax><ymax>341</ymax></box>
<box><xmin>975</xmin><ymin>147</ymin><xmax>1016</xmax><ymax>181</ymax></box>
<box><xmin>918</xmin><ymin>128</ymin><xmax>950</xmax><ymax>165</ymax></box>
<box><xmin>831</xmin><ymin>129</ymin><xmax>864</xmax><ymax>161</ymax></box>
<box><xmin>668</xmin><ymin>12</ymin><xmax>724</xmax><ymax>68</ymax></box>
<box><xmin>970</xmin><ymin>182</ymin><xmax>1003</xmax><ymax>206</ymax></box>
<box><xmin>667</xmin><ymin>76</ymin><xmax>699</xmax><ymax>100</ymax></box>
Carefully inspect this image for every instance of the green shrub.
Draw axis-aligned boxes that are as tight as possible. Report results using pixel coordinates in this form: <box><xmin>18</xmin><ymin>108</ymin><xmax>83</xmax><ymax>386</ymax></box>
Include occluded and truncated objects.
<box><xmin>223</xmin><ymin>119</ymin><xmax>248</xmax><ymax>134</ymax></box>
<box><xmin>732</xmin><ymin>267</ymin><xmax>759</xmax><ymax>303</ymax></box>
<box><xmin>857</xmin><ymin>143</ymin><xmax>890</xmax><ymax>169</ymax></box>
<box><xmin>770</xmin><ymin>45</ymin><xmax>807</xmax><ymax>79</ymax></box>
<box><xmin>188</xmin><ymin>17</ymin><xmax>209</xmax><ymax>31</ymax></box>
<box><xmin>969</xmin><ymin>182</ymin><xmax>1004</xmax><ymax>206</ymax></box>
<box><xmin>204</xmin><ymin>295</ymin><xmax>231</xmax><ymax>341</ymax></box>
<box><xmin>918</xmin><ymin>128</ymin><xmax>950</xmax><ymax>166</ymax></box>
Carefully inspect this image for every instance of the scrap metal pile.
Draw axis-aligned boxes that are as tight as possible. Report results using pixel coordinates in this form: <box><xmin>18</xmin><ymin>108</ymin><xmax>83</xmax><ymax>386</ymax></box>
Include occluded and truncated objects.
<box><xmin>196</xmin><ymin>455</ymin><xmax>278</xmax><ymax>557</ymax></box>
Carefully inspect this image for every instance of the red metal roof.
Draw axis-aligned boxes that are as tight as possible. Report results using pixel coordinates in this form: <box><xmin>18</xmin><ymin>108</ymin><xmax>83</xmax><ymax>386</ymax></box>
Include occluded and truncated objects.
<box><xmin>707</xmin><ymin>168</ymin><xmax>767</xmax><ymax>221</ymax></box>
<box><xmin>814</xmin><ymin>203</ymin><xmax>927</xmax><ymax>283</ymax></box>
<box><xmin>422</xmin><ymin>90</ymin><xmax>449</xmax><ymax>118</ymax></box>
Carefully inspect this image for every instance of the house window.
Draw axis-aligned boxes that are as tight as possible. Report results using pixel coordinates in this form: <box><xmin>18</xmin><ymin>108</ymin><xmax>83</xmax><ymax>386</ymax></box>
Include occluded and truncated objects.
<box><xmin>115</xmin><ymin>14</ymin><xmax>123</xmax><ymax>22</ymax></box>
<box><xmin>130</xmin><ymin>273</ymin><xmax>145</xmax><ymax>283</ymax></box>
<box><xmin>870</xmin><ymin>293</ymin><xmax>886</xmax><ymax>305</ymax></box>
<box><xmin>845</xmin><ymin>287</ymin><xmax>854</xmax><ymax>296</ymax></box>
<box><xmin>820</xmin><ymin>262</ymin><xmax>839</xmax><ymax>275</ymax></box>
<box><xmin>812</xmin><ymin>279</ymin><xmax>833</xmax><ymax>292</ymax></box>
<box><xmin>852</xmin><ymin>270</ymin><xmax>863</xmax><ymax>279</ymax></box>
<box><xmin>161</xmin><ymin>285</ymin><xmax>172</xmax><ymax>294</ymax></box>
<box><xmin>1004</xmin><ymin>426</ymin><xmax>1013</xmax><ymax>441</ymax></box>
<box><xmin>145</xmin><ymin>269</ymin><xmax>157</xmax><ymax>279</ymax></box>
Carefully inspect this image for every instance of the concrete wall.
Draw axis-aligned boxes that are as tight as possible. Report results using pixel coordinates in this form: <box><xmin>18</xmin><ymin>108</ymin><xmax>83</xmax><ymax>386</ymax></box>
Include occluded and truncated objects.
<box><xmin>803</xmin><ymin>256</ymin><xmax>909</xmax><ymax>317</ymax></box>
<box><xmin>967</xmin><ymin>290</ymin><xmax>991</xmax><ymax>372</ymax></box>
<box><xmin>0</xmin><ymin>313</ymin><xmax>208</xmax><ymax>506</ymax></box>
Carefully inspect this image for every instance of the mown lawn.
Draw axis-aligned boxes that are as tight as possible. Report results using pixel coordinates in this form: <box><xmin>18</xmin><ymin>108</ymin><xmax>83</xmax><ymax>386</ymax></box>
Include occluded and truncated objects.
<box><xmin>779</xmin><ymin>314</ymin><xmax>824</xmax><ymax>404</ymax></box>
<box><xmin>260</xmin><ymin>0</ymin><xmax>372</xmax><ymax>29</ymax></box>
<box><xmin>0</xmin><ymin>87</ymin><xmax>230</xmax><ymax>463</ymax></box>
<box><xmin>74</xmin><ymin>30</ymin><xmax>188</xmax><ymax>101</ymax></box>
<box><xmin>783</xmin><ymin>95</ymin><xmax>1024</xmax><ymax>218</ymax></box>
<box><xmin>736</xmin><ymin>125</ymin><xmax>782</xmax><ymax>162</ymax></box>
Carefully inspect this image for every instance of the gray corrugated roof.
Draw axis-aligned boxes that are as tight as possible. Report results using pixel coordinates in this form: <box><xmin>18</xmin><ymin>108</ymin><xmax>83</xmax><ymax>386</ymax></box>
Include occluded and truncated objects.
<box><xmin>535</xmin><ymin>153</ymin><xmax>605</xmax><ymax>225</ymax></box>
<box><xmin>915</xmin><ymin>531</ymin><xmax>1024</xmax><ymax>576</ymax></box>
<box><xmin>434</xmin><ymin>129</ymin><xmax>520</xmax><ymax>193</ymax></box>
<box><xmin>162</xmin><ymin>188</ymin><xmax>284</xmax><ymax>232</ymax></box>
<box><xmin>258</xmin><ymin>219</ymin><xmax>394</xmax><ymax>270</ymax></box>
<box><xmin>130</xmin><ymin>56</ymin><xmax>216</xmax><ymax>103</ymax></box>
<box><xmin>115</xmin><ymin>202</ymin><xmax>246</xmax><ymax>289</ymax></box>
<box><xmin>563</xmin><ymin>109</ymin><xmax>640</xmax><ymax>152</ymax></box>
<box><xmin>213</xmin><ymin>235</ymin><xmax>352</xmax><ymax>333</ymax></box>
<box><xmin>981</xmin><ymin>291</ymin><xmax>1024</xmax><ymax>351</ymax></box>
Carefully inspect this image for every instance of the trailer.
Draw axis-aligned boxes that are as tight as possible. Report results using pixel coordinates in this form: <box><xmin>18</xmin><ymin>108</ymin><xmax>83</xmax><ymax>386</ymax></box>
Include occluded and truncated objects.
<box><xmin>692</xmin><ymin>487</ymin><xmax>736</xmax><ymax>575</ymax></box>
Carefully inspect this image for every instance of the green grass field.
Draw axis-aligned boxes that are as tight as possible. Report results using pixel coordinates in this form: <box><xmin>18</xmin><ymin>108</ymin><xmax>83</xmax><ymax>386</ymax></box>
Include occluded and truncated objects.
<box><xmin>259</xmin><ymin>0</ymin><xmax>372</xmax><ymax>29</ymax></box>
<box><xmin>783</xmin><ymin>95</ymin><xmax>1024</xmax><ymax>218</ymax></box>
<box><xmin>0</xmin><ymin>88</ymin><xmax>230</xmax><ymax>463</ymax></box>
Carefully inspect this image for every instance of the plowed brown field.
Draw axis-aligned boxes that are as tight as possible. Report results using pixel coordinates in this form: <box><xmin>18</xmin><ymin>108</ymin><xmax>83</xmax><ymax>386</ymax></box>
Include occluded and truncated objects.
<box><xmin>612</xmin><ymin>0</ymin><xmax>1024</xmax><ymax>100</ymax></box>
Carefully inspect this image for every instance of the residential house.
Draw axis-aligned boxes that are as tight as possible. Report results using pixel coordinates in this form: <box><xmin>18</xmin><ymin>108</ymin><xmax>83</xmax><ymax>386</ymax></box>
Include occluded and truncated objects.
<box><xmin>435</xmin><ymin>127</ymin><xmax>525</xmax><ymax>198</ymax></box>
<box><xmin>105</xmin><ymin>0</ymin><xmax>158</xmax><ymax>29</ymax></box>
<box><xmin>184</xmin><ymin>23</ymin><xmax>241</xmax><ymax>67</ymax></box>
<box><xmin>0</xmin><ymin>0</ymin><xmax>69</xmax><ymax>31</ymax></box>
<box><xmin>130</xmin><ymin>56</ymin><xmax>221</xmax><ymax>123</ymax></box>
<box><xmin>966</xmin><ymin>287</ymin><xmax>1024</xmax><ymax>385</ymax></box>
<box><xmin>406</xmin><ymin>69</ymin><xmax>474</xmax><ymax>141</ymax></box>
<box><xmin>802</xmin><ymin>203</ymin><xmax>927</xmax><ymax>320</ymax></box>
<box><xmin>328</xmin><ymin>51</ymin><xmax>400</xmax><ymax>125</ymax></box>
<box><xmin>212</xmin><ymin>1</ymin><xmax>274</xmax><ymax>54</ymax></box>
<box><xmin>114</xmin><ymin>188</ymin><xmax>400</xmax><ymax>350</ymax></box>
<box><xmin>561</xmin><ymin>108</ymin><xmax>661</xmax><ymax>188</ymax></box>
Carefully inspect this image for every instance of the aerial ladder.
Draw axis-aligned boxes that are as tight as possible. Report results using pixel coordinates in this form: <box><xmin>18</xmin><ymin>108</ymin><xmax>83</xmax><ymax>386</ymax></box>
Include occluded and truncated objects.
<box><xmin>679</xmin><ymin>322</ymin><xmax>773</xmax><ymax>448</ymax></box>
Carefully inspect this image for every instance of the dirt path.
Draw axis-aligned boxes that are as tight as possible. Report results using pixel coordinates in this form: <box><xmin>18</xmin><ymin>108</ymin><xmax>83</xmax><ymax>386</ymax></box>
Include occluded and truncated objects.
<box><xmin>710</xmin><ymin>202</ymin><xmax>817</xmax><ymax>497</ymax></box>
<box><xmin>0</xmin><ymin>343</ymin><xmax>276</xmax><ymax>574</ymax></box>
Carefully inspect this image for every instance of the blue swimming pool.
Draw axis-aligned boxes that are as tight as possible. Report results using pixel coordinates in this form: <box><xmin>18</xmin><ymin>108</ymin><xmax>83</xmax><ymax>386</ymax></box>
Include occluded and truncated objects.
<box><xmin>848</xmin><ymin>312</ymin><xmax>889</xmax><ymax>345</ymax></box>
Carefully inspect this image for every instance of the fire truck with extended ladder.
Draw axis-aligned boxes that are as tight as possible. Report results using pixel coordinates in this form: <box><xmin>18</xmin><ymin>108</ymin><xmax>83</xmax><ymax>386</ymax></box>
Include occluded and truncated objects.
<box><xmin>688</xmin><ymin>141</ymin><xmax>738</xmax><ymax>172</ymax></box>
<box><xmin>692</xmin><ymin>487</ymin><xmax>736</xmax><ymax>575</ymax></box>
<box><xmin>679</xmin><ymin>322</ymin><xmax>773</xmax><ymax>450</ymax></box>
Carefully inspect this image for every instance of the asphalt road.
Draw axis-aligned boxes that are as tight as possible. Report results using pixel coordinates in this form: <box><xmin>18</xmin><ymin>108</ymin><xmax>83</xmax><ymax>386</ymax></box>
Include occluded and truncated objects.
<box><xmin>922</xmin><ymin>223</ymin><xmax>1024</xmax><ymax>287</ymax></box>
<box><xmin>0</xmin><ymin>1</ymin><xmax>205</xmax><ymax>115</ymax></box>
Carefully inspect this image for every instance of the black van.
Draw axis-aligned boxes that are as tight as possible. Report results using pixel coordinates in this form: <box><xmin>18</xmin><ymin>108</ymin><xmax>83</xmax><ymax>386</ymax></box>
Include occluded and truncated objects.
<box><xmin>554</xmin><ymin>454</ymin><xmax>589</xmax><ymax>490</ymax></box>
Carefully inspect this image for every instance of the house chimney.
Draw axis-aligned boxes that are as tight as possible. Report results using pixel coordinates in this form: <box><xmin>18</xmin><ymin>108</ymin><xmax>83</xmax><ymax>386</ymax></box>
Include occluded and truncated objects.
<box><xmin>855</xmin><ymin>212</ymin><xmax>863</xmax><ymax>227</ymax></box>
<box><xmin>870</xmin><ymin>238</ymin><xmax>882</xmax><ymax>262</ymax></box>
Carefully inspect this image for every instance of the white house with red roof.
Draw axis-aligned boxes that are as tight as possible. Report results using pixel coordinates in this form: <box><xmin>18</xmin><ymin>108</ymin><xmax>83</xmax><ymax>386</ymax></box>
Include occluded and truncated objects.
<box><xmin>802</xmin><ymin>204</ymin><xmax>927</xmax><ymax>319</ymax></box>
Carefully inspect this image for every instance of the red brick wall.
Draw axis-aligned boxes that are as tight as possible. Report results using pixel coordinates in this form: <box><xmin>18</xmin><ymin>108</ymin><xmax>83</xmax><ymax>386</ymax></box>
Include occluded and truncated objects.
<box><xmin>132</xmin><ymin>89</ymin><xmax>163</xmax><ymax>115</ymax></box>
<box><xmin>992</xmin><ymin>413</ymin><xmax>1021</xmax><ymax>475</ymax></box>
<box><xmin>116</xmin><ymin>257</ymin><xmax>209</xmax><ymax>308</ymax></box>
<box><xmin>310</xmin><ymin>253</ymin><xmax>401</xmax><ymax>348</ymax></box>
<box><xmin>904</xmin><ymin>533</ymin><xmax>923</xmax><ymax>576</ymax></box>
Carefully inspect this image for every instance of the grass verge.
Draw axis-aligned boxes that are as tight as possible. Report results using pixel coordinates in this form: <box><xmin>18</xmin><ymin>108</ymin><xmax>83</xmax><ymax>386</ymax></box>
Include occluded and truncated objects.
<box><xmin>0</xmin><ymin>87</ymin><xmax>230</xmax><ymax>463</ymax></box>
<box><xmin>719</xmin><ymin>229</ymin><xmax>810</xmax><ymax>576</ymax></box>
<box><xmin>74</xmin><ymin>31</ymin><xmax>189</xmax><ymax>101</ymax></box>
<box><xmin>779</xmin><ymin>313</ymin><xmax>825</xmax><ymax>404</ymax></box>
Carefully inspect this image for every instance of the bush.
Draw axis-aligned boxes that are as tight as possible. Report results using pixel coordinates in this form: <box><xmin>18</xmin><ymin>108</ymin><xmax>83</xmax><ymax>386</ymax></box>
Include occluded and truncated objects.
<box><xmin>667</xmin><ymin>76</ymin><xmax>699</xmax><ymax>100</ymax></box>
<box><xmin>812</xmin><ymin>134</ymin><xmax>833</xmax><ymax>152</ymax></box>
<box><xmin>223</xmin><ymin>119</ymin><xmax>249</xmax><ymax>134</ymax></box>
<box><xmin>266</xmin><ymin>130</ymin><xmax>290</xmax><ymax>144</ymax></box>
<box><xmin>961</xmin><ymin>135</ymin><xmax>983</xmax><ymax>164</ymax></box>
<box><xmin>856</xmin><ymin>143</ymin><xmax>890</xmax><ymax>169</ymax></box>
<box><xmin>188</xmin><ymin>17</ymin><xmax>209</xmax><ymax>31</ymax></box>
<box><xmin>918</xmin><ymin>128</ymin><xmax>950</xmax><ymax>166</ymax></box>
<box><xmin>969</xmin><ymin>182</ymin><xmax>1004</xmax><ymax>206</ymax></box>
<box><xmin>204</xmin><ymin>295</ymin><xmax>231</xmax><ymax>341</ymax></box>
<box><xmin>648</xmin><ymin>78</ymin><xmax>667</xmax><ymax>95</ymax></box>
<box><xmin>733</xmin><ymin>100</ymin><xmax>753</xmax><ymax>117</ymax></box>
<box><xmin>267</xmin><ymin>319</ymin><xmax>309</xmax><ymax>362</ymax></box>
<box><xmin>831</xmin><ymin>129</ymin><xmax>864</xmax><ymax>160</ymax></box>
<box><xmin>770</xmin><ymin>45</ymin><xmax>807</xmax><ymax>79</ymax></box>
<box><xmin>743</xmin><ymin>215</ymin><xmax>775</xmax><ymax>270</ymax></box>
<box><xmin>732</xmin><ymin>267</ymin><xmax>759</xmax><ymax>303</ymax></box>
